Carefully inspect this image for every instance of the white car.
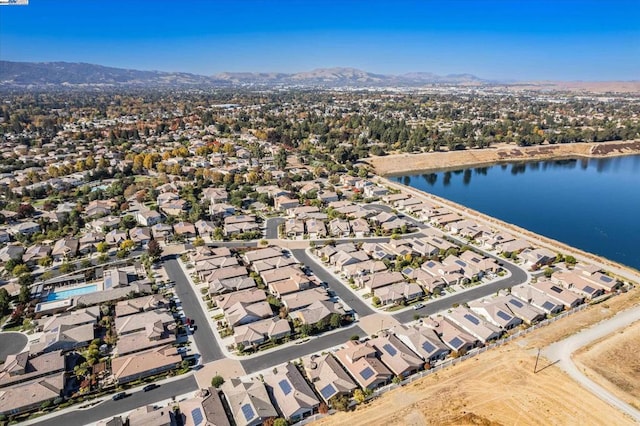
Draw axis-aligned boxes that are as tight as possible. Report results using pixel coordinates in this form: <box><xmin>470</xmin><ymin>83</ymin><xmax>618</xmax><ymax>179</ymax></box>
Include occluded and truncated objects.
<box><xmin>413</xmin><ymin>303</ymin><xmax>425</xmax><ymax>310</ymax></box>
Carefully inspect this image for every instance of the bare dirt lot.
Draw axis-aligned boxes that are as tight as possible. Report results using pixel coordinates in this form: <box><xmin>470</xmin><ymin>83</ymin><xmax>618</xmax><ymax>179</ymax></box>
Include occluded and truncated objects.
<box><xmin>365</xmin><ymin>140</ymin><xmax>640</xmax><ymax>176</ymax></box>
<box><xmin>574</xmin><ymin>321</ymin><xmax>640</xmax><ymax>410</ymax></box>
<box><xmin>312</xmin><ymin>288</ymin><xmax>640</xmax><ymax>426</ymax></box>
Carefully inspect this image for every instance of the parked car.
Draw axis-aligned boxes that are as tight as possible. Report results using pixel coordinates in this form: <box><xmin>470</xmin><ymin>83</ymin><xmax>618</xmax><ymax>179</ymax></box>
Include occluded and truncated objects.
<box><xmin>143</xmin><ymin>384</ymin><xmax>159</xmax><ymax>392</ymax></box>
<box><xmin>112</xmin><ymin>392</ymin><xmax>127</xmax><ymax>401</ymax></box>
<box><xmin>413</xmin><ymin>303</ymin><xmax>425</xmax><ymax>310</ymax></box>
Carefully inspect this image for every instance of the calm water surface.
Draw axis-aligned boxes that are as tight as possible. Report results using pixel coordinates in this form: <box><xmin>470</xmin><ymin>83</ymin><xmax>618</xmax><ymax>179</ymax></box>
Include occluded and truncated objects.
<box><xmin>392</xmin><ymin>155</ymin><xmax>640</xmax><ymax>270</ymax></box>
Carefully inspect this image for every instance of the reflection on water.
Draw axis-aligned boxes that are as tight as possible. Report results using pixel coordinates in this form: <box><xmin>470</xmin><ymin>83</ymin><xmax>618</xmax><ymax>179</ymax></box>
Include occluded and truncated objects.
<box><xmin>391</xmin><ymin>155</ymin><xmax>640</xmax><ymax>270</ymax></box>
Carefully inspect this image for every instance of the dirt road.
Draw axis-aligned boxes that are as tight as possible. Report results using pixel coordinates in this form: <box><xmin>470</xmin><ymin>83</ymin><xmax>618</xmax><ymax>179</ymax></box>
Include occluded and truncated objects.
<box><xmin>543</xmin><ymin>308</ymin><xmax>640</xmax><ymax>422</ymax></box>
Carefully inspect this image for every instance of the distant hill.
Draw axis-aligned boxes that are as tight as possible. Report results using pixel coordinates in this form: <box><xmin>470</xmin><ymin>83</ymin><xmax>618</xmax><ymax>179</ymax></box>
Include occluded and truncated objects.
<box><xmin>0</xmin><ymin>60</ymin><xmax>488</xmax><ymax>88</ymax></box>
<box><xmin>0</xmin><ymin>61</ymin><xmax>224</xmax><ymax>88</ymax></box>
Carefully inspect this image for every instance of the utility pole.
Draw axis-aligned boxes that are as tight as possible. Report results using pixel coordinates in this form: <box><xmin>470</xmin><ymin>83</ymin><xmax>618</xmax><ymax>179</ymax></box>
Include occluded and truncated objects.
<box><xmin>534</xmin><ymin>348</ymin><xmax>541</xmax><ymax>373</ymax></box>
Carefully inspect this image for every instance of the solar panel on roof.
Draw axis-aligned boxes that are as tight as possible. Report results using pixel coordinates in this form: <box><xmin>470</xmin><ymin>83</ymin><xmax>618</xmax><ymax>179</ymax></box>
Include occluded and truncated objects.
<box><xmin>496</xmin><ymin>310</ymin><xmax>512</xmax><ymax>321</ymax></box>
<box><xmin>542</xmin><ymin>301</ymin><xmax>555</xmax><ymax>311</ymax></box>
<box><xmin>599</xmin><ymin>275</ymin><xmax>613</xmax><ymax>283</ymax></box>
<box><xmin>421</xmin><ymin>341</ymin><xmax>436</xmax><ymax>353</ymax></box>
<box><xmin>584</xmin><ymin>285</ymin><xmax>595</xmax><ymax>294</ymax></box>
<box><xmin>449</xmin><ymin>337</ymin><xmax>463</xmax><ymax>348</ymax></box>
<box><xmin>382</xmin><ymin>343</ymin><xmax>397</xmax><ymax>356</ymax></box>
<box><xmin>241</xmin><ymin>404</ymin><xmax>255</xmax><ymax>421</ymax></box>
<box><xmin>278</xmin><ymin>379</ymin><xmax>292</xmax><ymax>395</ymax></box>
<box><xmin>360</xmin><ymin>367</ymin><xmax>374</xmax><ymax>380</ymax></box>
<box><xmin>402</xmin><ymin>267</ymin><xmax>414</xmax><ymax>276</ymax></box>
<box><xmin>455</xmin><ymin>260</ymin><xmax>466</xmax><ymax>267</ymax></box>
<box><xmin>464</xmin><ymin>314</ymin><xmax>480</xmax><ymax>325</ymax></box>
<box><xmin>509</xmin><ymin>298</ymin><xmax>523</xmax><ymax>308</ymax></box>
<box><xmin>550</xmin><ymin>286</ymin><xmax>562</xmax><ymax>293</ymax></box>
<box><xmin>191</xmin><ymin>408</ymin><xmax>204</xmax><ymax>426</ymax></box>
<box><xmin>319</xmin><ymin>383</ymin><xmax>336</xmax><ymax>399</ymax></box>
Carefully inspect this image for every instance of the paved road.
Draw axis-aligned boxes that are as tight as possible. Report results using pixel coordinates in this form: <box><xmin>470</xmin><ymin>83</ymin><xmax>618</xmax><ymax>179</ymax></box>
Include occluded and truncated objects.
<box><xmin>265</xmin><ymin>217</ymin><xmax>284</xmax><ymax>239</ymax></box>
<box><xmin>0</xmin><ymin>332</ymin><xmax>27</xmax><ymax>362</ymax></box>
<box><xmin>241</xmin><ymin>325</ymin><xmax>366</xmax><ymax>373</ymax></box>
<box><xmin>543</xmin><ymin>308</ymin><xmax>640</xmax><ymax>422</ymax></box>
<box><xmin>33</xmin><ymin>375</ymin><xmax>198</xmax><ymax>426</ymax></box>
<box><xmin>393</xmin><ymin>266</ymin><xmax>526</xmax><ymax>323</ymax></box>
<box><xmin>164</xmin><ymin>257</ymin><xmax>223</xmax><ymax>363</ymax></box>
<box><xmin>291</xmin><ymin>248</ymin><xmax>375</xmax><ymax>316</ymax></box>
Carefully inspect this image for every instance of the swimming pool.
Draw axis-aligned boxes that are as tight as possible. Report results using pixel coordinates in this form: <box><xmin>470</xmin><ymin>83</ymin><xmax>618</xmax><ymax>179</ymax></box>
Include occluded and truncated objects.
<box><xmin>44</xmin><ymin>284</ymin><xmax>98</xmax><ymax>302</ymax></box>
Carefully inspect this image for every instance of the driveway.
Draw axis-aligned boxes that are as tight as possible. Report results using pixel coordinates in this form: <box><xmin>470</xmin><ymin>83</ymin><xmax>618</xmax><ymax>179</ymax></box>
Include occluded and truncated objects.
<box><xmin>543</xmin><ymin>308</ymin><xmax>640</xmax><ymax>422</ymax></box>
<box><xmin>265</xmin><ymin>217</ymin><xmax>284</xmax><ymax>239</ymax></box>
<box><xmin>0</xmin><ymin>332</ymin><xmax>28</xmax><ymax>362</ymax></box>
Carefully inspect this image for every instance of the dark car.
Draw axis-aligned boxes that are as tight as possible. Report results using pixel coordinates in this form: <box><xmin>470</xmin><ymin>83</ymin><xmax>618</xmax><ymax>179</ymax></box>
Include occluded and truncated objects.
<box><xmin>112</xmin><ymin>392</ymin><xmax>127</xmax><ymax>401</ymax></box>
<box><xmin>143</xmin><ymin>384</ymin><xmax>159</xmax><ymax>392</ymax></box>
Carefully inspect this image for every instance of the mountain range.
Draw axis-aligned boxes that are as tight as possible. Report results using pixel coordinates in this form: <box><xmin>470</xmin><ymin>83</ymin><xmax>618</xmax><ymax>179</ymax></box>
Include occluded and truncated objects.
<box><xmin>0</xmin><ymin>61</ymin><xmax>486</xmax><ymax>88</ymax></box>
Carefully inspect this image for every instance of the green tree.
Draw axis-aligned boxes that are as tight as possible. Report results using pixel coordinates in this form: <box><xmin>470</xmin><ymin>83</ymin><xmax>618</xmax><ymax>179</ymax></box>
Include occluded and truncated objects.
<box><xmin>211</xmin><ymin>375</ymin><xmax>225</xmax><ymax>388</ymax></box>
<box><xmin>18</xmin><ymin>284</ymin><xmax>30</xmax><ymax>304</ymax></box>
<box><xmin>543</xmin><ymin>267</ymin><xmax>554</xmax><ymax>278</ymax></box>
<box><xmin>273</xmin><ymin>419</ymin><xmax>288</xmax><ymax>426</ymax></box>
<box><xmin>38</xmin><ymin>256</ymin><xmax>53</xmax><ymax>267</ymax></box>
<box><xmin>0</xmin><ymin>288</ymin><xmax>10</xmax><ymax>315</ymax></box>
<box><xmin>120</xmin><ymin>239</ymin><xmax>135</xmax><ymax>252</ymax></box>
<box><xmin>12</xmin><ymin>264</ymin><xmax>30</xmax><ymax>277</ymax></box>
<box><xmin>329</xmin><ymin>313</ymin><xmax>342</xmax><ymax>329</ymax></box>
<box><xmin>96</xmin><ymin>242</ymin><xmax>108</xmax><ymax>253</ymax></box>
<box><xmin>193</xmin><ymin>236</ymin><xmax>205</xmax><ymax>247</ymax></box>
<box><xmin>275</xmin><ymin>148</ymin><xmax>287</xmax><ymax>170</ymax></box>
<box><xmin>59</xmin><ymin>261</ymin><xmax>76</xmax><ymax>274</ymax></box>
<box><xmin>329</xmin><ymin>394</ymin><xmax>351</xmax><ymax>411</ymax></box>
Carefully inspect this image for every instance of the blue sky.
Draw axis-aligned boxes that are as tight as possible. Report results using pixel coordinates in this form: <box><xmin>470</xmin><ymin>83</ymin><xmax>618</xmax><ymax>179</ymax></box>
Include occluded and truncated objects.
<box><xmin>1</xmin><ymin>0</ymin><xmax>638</xmax><ymax>80</ymax></box>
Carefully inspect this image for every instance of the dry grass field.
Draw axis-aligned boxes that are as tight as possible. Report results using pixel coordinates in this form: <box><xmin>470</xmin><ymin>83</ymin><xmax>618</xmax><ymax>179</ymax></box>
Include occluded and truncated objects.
<box><xmin>366</xmin><ymin>140</ymin><xmax>640</xmax><ymax>176</ymax></box>
<box><xmin>312</xmin><ymin>287</ymin><xmax>640</xmax><ymax>426</ymax></box>
<box><xmin>574</xmin><ymin>321</ymin><xmax>640</xmax><ymax>410</ymax></box>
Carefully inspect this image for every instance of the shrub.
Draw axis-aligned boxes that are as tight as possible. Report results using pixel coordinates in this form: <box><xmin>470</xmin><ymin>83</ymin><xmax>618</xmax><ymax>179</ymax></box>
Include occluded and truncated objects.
<box><xmin>211</xmin><ymin>375</ymin><xmax>225</xmax><ymax>388</ymax></box>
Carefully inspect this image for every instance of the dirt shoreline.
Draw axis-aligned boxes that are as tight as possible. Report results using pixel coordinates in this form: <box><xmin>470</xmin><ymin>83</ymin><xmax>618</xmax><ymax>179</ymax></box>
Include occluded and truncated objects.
<box><xmin>365</xmin><ymin>140</ymin><xmax>640</xmax><ymax>176</ymax></box>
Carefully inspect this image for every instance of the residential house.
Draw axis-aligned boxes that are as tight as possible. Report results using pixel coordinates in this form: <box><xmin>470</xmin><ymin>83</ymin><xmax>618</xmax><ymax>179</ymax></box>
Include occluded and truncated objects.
<box><xmin>268</xmin><ymin>274</ymin><xmax>313</xmax><ymax>297</ymax></box>
<box><xmin>358</xmin><ymin>271</ymin><xmax>405</xmax><ymax>292</ymax></box>
<box><xmin>178</xmin><ymin>388</ymin><xmax>231</xmax><ymax>426</ymax></box>
<box><xmin>0</xmin><ymin>244</ymin><xmax>25</xmax><ymax>263</ymax></box>
<box><xmin>445</xmin><ymin>307</ymin><xmax>502</xmax><ymax>343</ymax></box>
<box><xmin>22</xmin><ymin>245</ymin><xmax>51</xmax><ymax>266</ymax></box>
<box><xmin>115</xmin><ymin>294</ymin><xmax>167</xmax><ymax>317</ymax></box>
<box><xmin>173</xmin><ymin>221</ymin><xmax>197</xmax><ymax>239</ymax></box>
<box><xmin>194</xmin><ymin>220</ymin><xmax>216</xmax><ymax>237</ymax></box>
<box><xmin>291</xmin><ymin>300</ymin><xmax>345</xmax><ymax>327</ymax></box>
<box><xmin>369</xmin><ymin>333</ymin><xmax>424</xmax><ymax>378</ymax></box>
<box><xmin>422</xmin><ymin>317</ymin><xmax>478</xmax><ymax>355</ymax></box>
<box><xmin>519</xmin><ymin>247</ymin><xmax>557</xmax><ymax>269</ymax></box>
<box><xmin>251</xmin><ymin>256</ymin><xmax>297</xmax><ymax>274</ymax></box>
<box><xmin>203</xmin><ymin>265</ymin><xmax>248</xmax><ymax>283</ymax></box>
<box><xmin>37</xmin><ymin>306</ymin><xmax>100</xmax><ymax>332</ymax></box>
<box><xmin>222</xmin><ymin>378</ymin><xmax>278</xmax><ymax>426</ymax></box>
<box><xmin>551</xmin><ymin>271</ymin><xmax>605</xmax><ymax>299</ymax></box>
<box><xmin>111</xmin><ymin>345</ymin><xmax>182</xmax><ymax>384</ymax></box>
<box><xmin>151</xmin><ymin>223</ymin><xmax>174</xmax><ymax>241</ymax></box>
<box><xmin>375</xmin><ymin>282</ymin><xmax>424</xmax><ymax>306</ymax></box>
<box><xmin>281</xmin><ymin>288</ymin><xmax>330</xmax><ymax>312</ymax></box>
<box><xmin>233</xmin><ymin>317</ymin><xmax>291</xmax><ymax>348</ymax></box>
<box><xmin>530</xmin><ymin>279</ymin><xmax>584</xmax><ymax>309</ymax></box>
<box><xmin>243</xmin><ymin>246</ymin><xmax>283</xmax><ymax>264</ymax></box>
<box><xmin>303</xmin><ymin>353</ymin><xmax>357</xmax><ymax>402</ymax></box>
<box><xmin>264</xmin><ymin>363</ymin><xmax>320</xmax><ymax>422</ymax></box>
<box><xmin>129</xmin><ymin>227</ymin><xmax>151</xmax><ymax>247</ymax></box>
<box><xmin>202</xmin><ymin>187</ymin><xmax>229</xmax><ymax>204</ymax></box>
<box><xmin>87</xmin><ymin>216</ymin><xmax>120</xmax><ymax>232</ymax></box>
<box><xmin>115</xmin><ymin>322</ymin><xmax>176</xmax><ymax>356</ymax></box>
<box><xmin>30</xmin><ymin>323</ymin><xmax>94</xmax><ymax>354</ymax></box>
<box><xmin>135</xmin><ymin>208</ymin><xmax>162</xmax><ymax>227</ymax></box>
<box><xmin>390</xmin><ymin>324</ymin><xmax>450</xmax><ymax>364</ymax></box>
<box><xmin>0</xmin><ymin>350</ymin><xmax>66</xmax><ymax>388</ymax></box>
<box><xmin>335</xmin><ymin>340</ymin><xmax>393</xmax><ymax>390</ymax></box>
<box><xmin>510</xmin><ymin>284</ymin><xmax>564</xmax><ymax>315</ymax></box>
<box><xmin>284</xmin><ymin>218</ymin><xmax>305</xmax><ymax>239</ymax></box>
<box><xmin>10</xmin><ymin>221</ymin><xmax>41</xmax><ymax>236</ymax></box>
<box><xmin>0</xmin><ymin>372</ymin><xmax>65</xmax><ymax>416</ymax></box>
<box><xmin>51</xmin><ymin>237</ymin><xmax>78</xmax><ymax>261</ymax></box>
<box><xmin>468</xmin><ymin>299</ymin><xmax>523</xmax><ymax>330</ymax></box>
<box><xmin>208</xmin><ymin>276</ymin><xmax>257</xmax><ymax>296</ymax></box>
<box><xmin>329</xmin><ymin>218</ymin><xmax>351</xmax><ymax>238</ymax></box>
<box><xmin>127</xmin><ymin>405</ymin><xmax>173</xmax><ymax>426</ymax></box>
<box><xmin>225</xmin><ymin>301</ymin><xmax>273</xmax><ymax>327</ymax></box>
<box><xmin>215</xmin><ymin>288</ymin><xmax>267</xmax><ymax>311</ymax></box>
<box><xmin>105</xmin><ymin>229</ymin><xmax>127</xmax><ymax>246</ymax></box>
<box><xmin>305</xmin><ymin>219</ymin><xmax>327</xmax><ymax>239</ymax></box>
<box><xmin>274</xmin><ymin>195</ymin><xmax>300</xmax><ymax>211</ymax></box>
<box><xmin>115</xmin><ymin>310</ymin><xmax>174</xmax><ymax>335</ymax></box>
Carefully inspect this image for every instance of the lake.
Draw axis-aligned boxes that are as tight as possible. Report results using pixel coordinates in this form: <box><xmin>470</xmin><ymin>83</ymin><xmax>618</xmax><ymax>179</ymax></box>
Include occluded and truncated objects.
<box><xmin>391</xmin><ymin>155</ymin><xmax>640</xmax><ymax>270</ymax></box>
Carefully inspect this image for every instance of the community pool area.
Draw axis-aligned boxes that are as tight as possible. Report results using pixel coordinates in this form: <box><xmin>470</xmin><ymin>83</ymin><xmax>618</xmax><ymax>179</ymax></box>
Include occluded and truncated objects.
<box><xmin>44</xmin><ymin>284</ymin><xmax>98</xmax><ymax>302</ymax></box>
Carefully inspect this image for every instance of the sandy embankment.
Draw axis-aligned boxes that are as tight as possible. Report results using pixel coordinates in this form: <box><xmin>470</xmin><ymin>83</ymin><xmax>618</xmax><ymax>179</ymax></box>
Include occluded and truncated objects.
<box><xmin>365</xmin><ymin>140</ymin><xmax>640</xmax><ymax>176</ymax></box>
